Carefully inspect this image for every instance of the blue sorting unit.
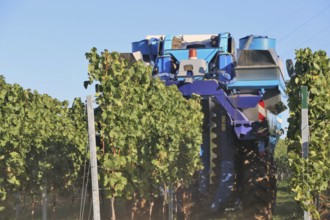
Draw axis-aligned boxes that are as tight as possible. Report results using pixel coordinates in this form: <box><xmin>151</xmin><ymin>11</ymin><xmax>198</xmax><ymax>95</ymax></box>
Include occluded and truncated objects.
<box><xmin>239</xmin><ymin>36</ymin><xmax>276</xmax><ymax>50</ymax></box>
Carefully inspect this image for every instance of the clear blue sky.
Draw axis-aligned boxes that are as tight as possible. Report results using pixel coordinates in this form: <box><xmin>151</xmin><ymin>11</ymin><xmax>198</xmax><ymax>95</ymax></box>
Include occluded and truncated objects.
<box><xmin>1</xmin><ymin>0</ymin><xmax>329</xmax><ymax>103</ymax></box>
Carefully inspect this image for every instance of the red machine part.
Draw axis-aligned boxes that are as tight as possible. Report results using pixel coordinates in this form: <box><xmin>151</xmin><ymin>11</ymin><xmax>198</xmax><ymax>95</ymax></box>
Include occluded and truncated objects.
<box><xmin>189</xmin><ymin>48</ymin><xmax>197</xmax><ymax>60</ymax></box>
<box><xmin>258</xmin><ymin>100</ymin><xmax>266</xmax><ymax>121</ymax></box>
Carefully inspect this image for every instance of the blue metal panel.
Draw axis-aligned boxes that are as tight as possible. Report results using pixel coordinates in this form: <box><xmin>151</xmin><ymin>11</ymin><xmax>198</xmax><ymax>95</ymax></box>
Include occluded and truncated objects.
<box><xmin>156</xmin><ymin>56</ymin><xmax>171</xmax><ymax>73</ymax></box>
<box><xmin>228</xmin><ymin>80</ymin><xmax>287</xmax><ymax>99</ymax></box>
<box><xmin>164</xmin><ymin>49</ymin><xmax>187</xmax><ymax>60</ymax></box>
<box><xmin>227</xmin><ymin>80</ymin><xmax>281</xmax><ymax>89</ymax></box>
<box><xmin>219</xmin><ymin>32</ymin><xmax>230</xmax><ymax>52</ymax></box>
<box><xmin>218</xmin><ymin>54</ymin><xmax>234</xmax><ymax>82</ymax></box>
<box><xmin>132</xmin><ymin>38</ymin><xmax>159</xmax><ymax>57</ymax></box>
<box><xmin>132</xmin><ymin>39</ymin><xmax>149</xmax><ymax>55</ymax></box>
<box><xmin>165</xmin><ymin>48</ymin><xmax>218</xmax><ymax>64</ymax></box>
<box><xmin>239</xmin><ymin>36</ymin><xmax>276</xmax><ymax>50</ymax></box>
<box><xmin>163</xmin><ymin>35</ymin><xmax>173</xmax><ymax>51</ymax></box>
<box><xmin>148</xmin><ymin>38</ymin><xmax>160</xmax><ymax>55</ymax></box>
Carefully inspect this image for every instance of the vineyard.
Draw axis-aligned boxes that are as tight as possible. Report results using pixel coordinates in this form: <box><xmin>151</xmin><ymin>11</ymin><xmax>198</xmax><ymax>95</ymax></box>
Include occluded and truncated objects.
<box><xmin>0</xmin><ymin>75</ymin><xmax>87</xmax><ymax>218</ymax></box>
<box><xmin>0</xmin><ymin>47</ymin><xmax>329</xmax><ymax>219</ymax></box>
<box><xmin>286</xmin><ymin>48</ymin><xmax>330</xmax><ymax>219</ymax></box>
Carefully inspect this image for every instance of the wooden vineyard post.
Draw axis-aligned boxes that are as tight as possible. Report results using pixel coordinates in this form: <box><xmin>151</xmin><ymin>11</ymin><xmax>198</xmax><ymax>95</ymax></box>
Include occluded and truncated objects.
<box><xmin>301</xmin><ymin>86</ymin><xmax>311</xmax><ymax>220</ymax></box>
<box><xmin>87</xmin><ymin>95</ymin><xmax>101</xmax><ymax>220</ymax></box>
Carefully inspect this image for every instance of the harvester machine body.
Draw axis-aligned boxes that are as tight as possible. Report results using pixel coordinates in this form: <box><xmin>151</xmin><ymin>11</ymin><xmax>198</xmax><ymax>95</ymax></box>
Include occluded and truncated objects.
<box><xmin>130</xmin><ymin>32</ymin><xmax>287</xmax><ymax>216</ymax></box>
